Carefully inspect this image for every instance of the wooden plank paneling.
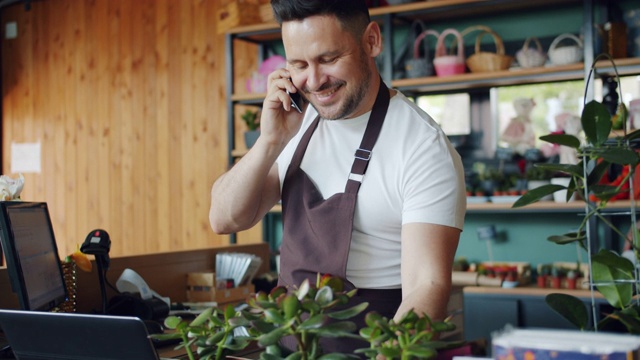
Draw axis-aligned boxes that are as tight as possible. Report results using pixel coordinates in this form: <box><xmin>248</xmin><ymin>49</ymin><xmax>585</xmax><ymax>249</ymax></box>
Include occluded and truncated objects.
<box><xmin>1</xmin><ymin>0</ymin><xmax>264</xmax><ymax>258</ymax></box>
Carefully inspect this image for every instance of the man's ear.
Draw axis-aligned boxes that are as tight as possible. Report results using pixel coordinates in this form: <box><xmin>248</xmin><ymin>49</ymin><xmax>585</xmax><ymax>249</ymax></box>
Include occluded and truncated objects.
<box><xmin>363</xmin><ymin>22</ymin><xmax>383</xmax><ymax>58</ymax></box>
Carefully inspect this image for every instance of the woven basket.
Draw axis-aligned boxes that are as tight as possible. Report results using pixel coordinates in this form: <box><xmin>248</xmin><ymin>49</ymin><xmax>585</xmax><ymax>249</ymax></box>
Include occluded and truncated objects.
<box><xmin>466</xmin><ymin>29</ymin><xmax>513</xmax><ymax>73</ymax></box>
<box><xmin>516</xmin><ymin>37</ymin><xmax>546</xmax><ymax>68</ymax></box>
<box><xmin>405</xmin><ymin>28</ymin><xmax>439</xmax><ymax>78</ymax></box>
<box><xmin>433</xmin><ymin>28</ymin><xmax>466</xmax><ymax>77</ymax></box>
<box><xmin>548</xmin><ymin>33</ymin><xmax>583</xmax><ymax>66</ymax></box>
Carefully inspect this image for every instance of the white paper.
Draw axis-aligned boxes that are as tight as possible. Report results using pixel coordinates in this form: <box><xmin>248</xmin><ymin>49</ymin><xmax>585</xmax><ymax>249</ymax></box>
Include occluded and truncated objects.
<box><xmin>11</xmin><ymin>142</ymin><xmax>41</xmax><ymax>174</ymax></box>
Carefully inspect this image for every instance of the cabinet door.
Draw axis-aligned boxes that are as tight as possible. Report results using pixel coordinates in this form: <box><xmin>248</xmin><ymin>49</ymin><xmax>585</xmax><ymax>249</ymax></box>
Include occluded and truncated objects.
<box><xmin>463</xmin><ymin>296</ymin><xmax>518</xmax><ymax>343</ymax></box>
<box><xmin>519</xmin><ymin>298</ymin><xmax>583</xmax><ymax>330</ymax></box>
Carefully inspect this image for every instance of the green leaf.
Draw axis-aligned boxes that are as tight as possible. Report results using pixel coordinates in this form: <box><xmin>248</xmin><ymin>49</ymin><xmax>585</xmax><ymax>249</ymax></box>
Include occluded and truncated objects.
<box><xmin>535</xmin><ymin>163</ymin><xmax>582</xmax><ymax>178</ymax></box>
<box><xmin>548</xmin><ymin>232</ymin><xmax>586</xmax><ymax>245</ymax></box>
<box><xmin>257</xmin><ymin>327</ymin><xmax>290</xmax><ymax>347</ymax></box>
<box><xmin>512</xmin><ymin>184</ymin><xmax>565</xmax><ymax>208</ymax></box>
<box><xmin>190</xmin><ymin>307</ymin><xmax>214</xmax><ymax>327</ymax></box>
<box><xmin>263</xmin><ymin>308</ymin><xmax>286</xmax><ymax>324</ymax></box>
<box><xmin>149</xmin><ymin>332</ymin><xmax>182</xmax><ymax>341</ymax></box>
<box><xmin>379</xmin><ymin>347</ymin><xmax>402</xmax><ymax>358</ymax></box>
<box><xmin>298</xmin><ymin>314</ymin><xmax>326</xmax><ymax>330</ymax></box>
<box><xmin>405</xmin><ymin>345</ymin><xmax>437</xmax><ymax>358</ymax></box>
<box><xmin>205</xmin><ymin>330</ymin><xmax>226</xmax><ymax>346</ymax></box>
<box><xmin>260</xmin><ymin>353</ymin><xmax>285</xmax><ymax>360</ymax></box>
<box><xmin>163</xmin><ymin>315</ymin><xmax>184</xmax><ymax>329</ymax></box>
<box><xmin>612</xmin><ymin>306</ymin><xmax>640</xmax><ymax>334</ymax></box>
<box><xmin>284</xmin><ymin>352</ymin><xmax>303</xmax><ymax>360</ymax></box>
<box><xmin>228</xmin><ymin>316</ymin><xmax>250</xmax><ymax>328</ymax></box>
<box><xmin>596</xmin><ymin>148</ymin><xmax>639</xmax><ymax>166</ymax></box>
<box><xmin>281</xmin><ymin>294</ymin><xmax>301</xmax><ymax>320</ymax></box>
<box><xmin>545</xmin><ymin>293</ymin><xmax>589</xmax><ymax>330</ymax></box>
<box><xmin>315</xmin><ymin>286</ymin><xmax>334</xmax><ymax>306</ymax></box>
<box><xmin>224</xmin><ymin>304</ymin><xmax>236</xmax><ymax>321</ymax></box>
<box><xmin>270</xmin><ymin>286</ymin><xmax>287</xmax><ymax>300</ymax></box>
<box><xmin>586</xmin><ymin>159</ymin><xmax>610</xmax><ymax>188</ymax></box>
<box><xmin>301</xmin><ymin>299</ymin><xmax>321</xmax><ymax>313</ymax></box>
<box><xmin>327</xmin><ymin>302</ymin><xmax>369</xmax><ymax>320</ymax></box>
<box><xmin>592</xmin><ymin>249</ymin><xmax>634</xmax><ymax>308</ymax></box>
<box><xmin>539</xmin><ymin>133</ymin><xmax>581</xmax><ymax>149</ymax></box>
<box><xmin>318</xmin><ymin>353</ymin><xmax>359</xmax><ymax>360</ymax></box>
<box><xmin>624</xmin><ymin>129</ymin><xmax>640</xmax><ymax>141</ymax></box>
<box><xmin>296</xmin><ymin>279</ymin><xmax>310</xmax><ymax>300</ymax></box>
<box><xmin>310</xmin><ymin>321</ymin><xmax>357</xmax><ymax>337</ymax></box>
<box><xmin>581</xmin><ymin>100</ymin><xmax>612</xmax><ymax>146</ymax></box>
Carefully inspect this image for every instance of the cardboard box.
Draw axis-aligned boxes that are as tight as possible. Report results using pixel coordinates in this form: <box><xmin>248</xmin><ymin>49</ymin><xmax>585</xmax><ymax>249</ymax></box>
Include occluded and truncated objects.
<box><xmin>186</xmin><ymin>272</ymin><xmax>254</xmax><ymax>305</ymax></box>
<box><xmin>216</xmin><ymin>0</ymin><xmax>262</xmax><ymax>34</ymax></box>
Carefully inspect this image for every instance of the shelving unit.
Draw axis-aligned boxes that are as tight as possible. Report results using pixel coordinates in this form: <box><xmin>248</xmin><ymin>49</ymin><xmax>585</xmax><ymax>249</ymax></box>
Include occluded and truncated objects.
<box><xmin>224</xmin><ymin>0</ymin><xmax>640</xmax><ymax>243</ymax></box>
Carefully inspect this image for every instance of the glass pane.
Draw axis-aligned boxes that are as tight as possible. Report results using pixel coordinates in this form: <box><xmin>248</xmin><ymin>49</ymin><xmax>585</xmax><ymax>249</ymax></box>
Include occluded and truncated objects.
<box><xmin>416</xmin><ymin>93</ymin><xmax>470</xmax><ymax>136</ymax></box>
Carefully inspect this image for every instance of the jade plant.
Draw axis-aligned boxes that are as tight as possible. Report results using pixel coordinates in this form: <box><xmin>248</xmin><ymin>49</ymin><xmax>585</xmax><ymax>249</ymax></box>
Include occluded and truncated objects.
<box><xmin>151</xmin><ymin>273</ymin><xmax>461</xmax><ymax>359</ymax></box>
<box><xmin>512</xmin><ymin>53</ymin><xmax>640</xmax><ymax>333</ymax></box>
<box><xmin>356</xmin><ymin>310</ymin><xmax>462</xmax><ymax>360</ymax></box>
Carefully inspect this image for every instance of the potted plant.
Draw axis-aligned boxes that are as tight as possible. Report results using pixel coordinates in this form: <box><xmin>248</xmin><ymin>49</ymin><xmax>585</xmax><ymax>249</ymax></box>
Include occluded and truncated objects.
<box><xmin>151</xmin><ymin>274</ymin><xmax>462</xmax><ymax>359</ymax></box>
<box><xmin>512</xmin><ymin>53</ymin><xmax>640</xmax><ymax>333</ymax></box>
<box><xmin>241</xmin><ymin>108</ymin><xmax>260</xmax><ymax>149</ymax></box>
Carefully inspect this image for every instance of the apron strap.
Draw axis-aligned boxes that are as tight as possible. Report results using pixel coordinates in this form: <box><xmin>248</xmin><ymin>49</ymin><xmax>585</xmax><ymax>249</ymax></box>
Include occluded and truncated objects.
<box><xmin>345</xmin><ymin>77</ymin><xmax>390</xmax><ymax>194</ymax></box>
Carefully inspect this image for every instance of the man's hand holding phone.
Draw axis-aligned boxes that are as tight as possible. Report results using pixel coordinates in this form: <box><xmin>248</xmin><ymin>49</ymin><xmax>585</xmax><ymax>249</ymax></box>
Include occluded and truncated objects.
<box><xmin>258</xmin><ymin>70</ymin><xmax>307</xmax><ymax>150</ymax></box>
<box><xmin>287</xmin><ymin>87</ymin><xmax>303</xmax><ymax>113</ymax></box>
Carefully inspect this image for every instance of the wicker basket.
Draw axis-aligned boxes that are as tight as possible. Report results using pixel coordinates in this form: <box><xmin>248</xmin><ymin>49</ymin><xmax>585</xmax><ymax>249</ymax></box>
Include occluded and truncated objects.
<box><xmin>466</xmin><ymin>29</ymin><xmax>513</xmax><ymax>73</ymax></box>
<box><xmin>433</xmin><ymin>28</ymin><xmax>466</xmax><ymax>77</ymax></box>
<box><xmin>516</xmin><ymin>37</ymin><xmax>546</xmax><ymax>68</ymax></box>
<box><xmin>548</xmin><ymin>33</ymin><xmax>583</xmax><ymax>66</ymax></box>
<box><xmin>405</xmin><ymin>28</ymin><xmax>438</xmax><ymax>78</ymax></box>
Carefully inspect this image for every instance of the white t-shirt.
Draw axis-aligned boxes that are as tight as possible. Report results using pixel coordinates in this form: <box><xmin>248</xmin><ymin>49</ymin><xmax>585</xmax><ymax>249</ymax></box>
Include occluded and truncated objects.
<box><xmin>277</xmin><ymin>91</ymin><xmax>466</xmax><ymax>289</ymax></box>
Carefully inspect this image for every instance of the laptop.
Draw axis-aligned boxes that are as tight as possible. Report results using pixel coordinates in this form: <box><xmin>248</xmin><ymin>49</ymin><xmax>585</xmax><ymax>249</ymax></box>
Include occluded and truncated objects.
<box><xmin>0</xmin><ymin>309</ymin><xmax>183</xmax><ymax>360</ymax></box>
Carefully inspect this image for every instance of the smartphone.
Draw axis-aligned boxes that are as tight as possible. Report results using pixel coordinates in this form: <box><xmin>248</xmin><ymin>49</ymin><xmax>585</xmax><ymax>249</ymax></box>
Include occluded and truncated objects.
<box><xmin>286</xmin><ymin>88</ymin><xmax>303</xmax><ymax>113</ymax></box>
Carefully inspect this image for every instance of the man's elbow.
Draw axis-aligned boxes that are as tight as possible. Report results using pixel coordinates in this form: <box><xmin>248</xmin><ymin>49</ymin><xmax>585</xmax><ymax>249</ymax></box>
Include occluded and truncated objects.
<box><xmin>209</xmin><ymin>209</ymin><xmax>231</xmax><ymax>235</ymax></box>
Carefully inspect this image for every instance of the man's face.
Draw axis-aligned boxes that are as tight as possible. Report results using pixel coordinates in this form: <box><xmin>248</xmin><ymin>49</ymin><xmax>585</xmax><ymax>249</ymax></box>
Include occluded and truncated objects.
<box><xmin>282</xmin><ymin>15</ymin><xmax>373</xmax><ymax>120</ymax></box>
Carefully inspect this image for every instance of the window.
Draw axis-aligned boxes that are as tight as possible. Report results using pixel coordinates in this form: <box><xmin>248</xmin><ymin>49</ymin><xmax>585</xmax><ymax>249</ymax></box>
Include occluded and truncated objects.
<box><xmin>416</xmin><ymin>93</ymin><xmax>471</xmax><ymax>136</ymax></box>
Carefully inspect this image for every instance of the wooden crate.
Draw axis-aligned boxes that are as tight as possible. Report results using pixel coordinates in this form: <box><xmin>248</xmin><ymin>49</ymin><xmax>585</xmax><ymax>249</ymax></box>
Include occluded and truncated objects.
<box><xmin>216</xmin><ymin>0</ymin><xmax>262</xmax><ymax>34</ymax></box>
<box><xmin>186</xmin><ymin>272</ymin><xmax>254</xmax><ymax>305</ymax></box>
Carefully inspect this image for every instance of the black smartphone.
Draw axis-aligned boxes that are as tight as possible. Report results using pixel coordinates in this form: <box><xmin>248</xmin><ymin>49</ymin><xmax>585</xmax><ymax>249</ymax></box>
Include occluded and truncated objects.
<box><xmin>286</xmin><ymin>88</ymin><xmax>303</xmax><ymax>113</ymax></box>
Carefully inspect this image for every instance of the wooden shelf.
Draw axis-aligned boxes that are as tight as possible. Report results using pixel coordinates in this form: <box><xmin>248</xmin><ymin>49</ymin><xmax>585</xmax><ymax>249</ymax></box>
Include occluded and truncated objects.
<box><xmin>265</xmin><ymin>200</ymin><xmax>637</xmax><ymax>215</ymax></box>
<box><xmin>231</xmin><ymin>58</ymin><xmax>640</xmax><ymax>100</ymax></box>
<box><xmin>228</xmin><ymin>0</ymin><xmax>582</xmax><ymax>38</ymax></box>
<box><xmin>463</xmin><ymin>284</ymin><xmax>603</xmax><ymax>299</ymax></box>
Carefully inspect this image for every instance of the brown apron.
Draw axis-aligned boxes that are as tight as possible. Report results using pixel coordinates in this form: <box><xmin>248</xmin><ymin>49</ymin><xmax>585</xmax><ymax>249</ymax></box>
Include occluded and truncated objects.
<box><xmin>279</xmin><ymin>78</ymin><xmax>402</xmax><ymax>355</ymax></box>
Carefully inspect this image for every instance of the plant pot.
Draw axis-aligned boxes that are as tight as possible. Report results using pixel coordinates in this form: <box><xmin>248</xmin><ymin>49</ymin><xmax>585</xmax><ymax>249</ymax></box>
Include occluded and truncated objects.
<box><xmin>537</xmin><ymin>275</ymin><xmax>547</xmax><ymax>288</ymax></box>
<box><xmin>244</xmin><ymin>130</ymin><xmax>260</xmax><ymax>149</ymax></box>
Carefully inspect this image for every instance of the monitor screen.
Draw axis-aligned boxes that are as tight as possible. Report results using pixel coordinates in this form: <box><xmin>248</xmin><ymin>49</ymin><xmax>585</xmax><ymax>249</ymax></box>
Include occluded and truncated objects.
<box><xmin>0</xmin><ymin>201</ymin><xmax>67</xmax><ymax>311</ymax></box>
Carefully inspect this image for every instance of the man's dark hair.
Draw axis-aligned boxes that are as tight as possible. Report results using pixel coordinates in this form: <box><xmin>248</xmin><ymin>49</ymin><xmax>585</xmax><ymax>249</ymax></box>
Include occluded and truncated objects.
<box><xmin>271</xmin><ymin>0</ymin><xmax>371</xmax><ymax>38</ymax></box>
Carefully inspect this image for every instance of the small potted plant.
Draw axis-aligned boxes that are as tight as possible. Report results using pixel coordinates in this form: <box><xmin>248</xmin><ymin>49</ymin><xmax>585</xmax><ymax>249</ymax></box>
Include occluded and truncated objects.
<box><xmin>241</xmin><ymin>108</ymin><xmax>260</xmax><ymax>149</ymax></box>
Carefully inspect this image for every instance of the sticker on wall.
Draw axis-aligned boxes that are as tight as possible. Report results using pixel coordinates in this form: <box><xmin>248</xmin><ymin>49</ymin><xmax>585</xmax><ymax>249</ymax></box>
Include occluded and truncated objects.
<box><xmin>11</xmin><ymin>142</ymin><xmax>41</xmax><ymax>174</ymax></box>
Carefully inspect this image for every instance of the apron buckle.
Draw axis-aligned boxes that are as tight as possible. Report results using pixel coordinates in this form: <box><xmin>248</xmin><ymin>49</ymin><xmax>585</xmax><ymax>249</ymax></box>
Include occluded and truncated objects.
<box><xmin>354</xmin><ymin>148</ymin><xmax>371</xmax><ymax>161</ymax></box>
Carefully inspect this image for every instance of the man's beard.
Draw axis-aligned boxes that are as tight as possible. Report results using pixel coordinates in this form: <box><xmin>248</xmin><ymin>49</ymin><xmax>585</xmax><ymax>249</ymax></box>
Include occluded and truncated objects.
<box><xmin>308</xmin><ymin>58</ymin><xmax>372</xmax><ymax>120</ymax></box>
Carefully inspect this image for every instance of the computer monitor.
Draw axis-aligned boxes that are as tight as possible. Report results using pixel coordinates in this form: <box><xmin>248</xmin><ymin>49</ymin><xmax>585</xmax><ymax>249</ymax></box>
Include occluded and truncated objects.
<box><xmin>0</xmin><ymin>201</ymin><xmax>67</xmax><ymax>311</ymax></box>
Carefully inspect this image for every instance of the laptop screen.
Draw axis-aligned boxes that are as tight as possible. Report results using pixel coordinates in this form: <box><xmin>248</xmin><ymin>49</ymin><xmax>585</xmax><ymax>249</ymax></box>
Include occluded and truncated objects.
<box><xmin>0</xmin><ymin>202</ymin><xmax>67</xmax><ymax>311</ymax></box>
<box><xmin>0</xmin><ymin>309</ymin><xmax>163</xmax><ymax>360</ymax></box>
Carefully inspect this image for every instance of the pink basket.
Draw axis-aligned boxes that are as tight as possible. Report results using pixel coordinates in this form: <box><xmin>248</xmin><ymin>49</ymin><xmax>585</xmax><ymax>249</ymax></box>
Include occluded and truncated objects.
<box><xmin>433</xmin><ymin>28</ymin><xmax>466</xmax><ymax>77</ymax></box>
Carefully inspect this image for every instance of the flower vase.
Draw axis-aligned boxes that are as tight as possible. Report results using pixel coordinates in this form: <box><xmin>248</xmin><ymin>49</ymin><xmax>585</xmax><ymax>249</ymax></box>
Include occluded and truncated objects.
<box><xmin>60</xmin><ymin>261</ymin><xmax>78</xmax><ymax>313</ymax></box>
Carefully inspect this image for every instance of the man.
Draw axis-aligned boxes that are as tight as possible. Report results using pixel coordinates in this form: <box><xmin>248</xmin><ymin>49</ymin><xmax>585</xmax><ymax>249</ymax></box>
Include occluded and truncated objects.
<box><xmin>210</xmin><ymin>0</ymin><xmax>465</xmax><ymax>353</ymax></box>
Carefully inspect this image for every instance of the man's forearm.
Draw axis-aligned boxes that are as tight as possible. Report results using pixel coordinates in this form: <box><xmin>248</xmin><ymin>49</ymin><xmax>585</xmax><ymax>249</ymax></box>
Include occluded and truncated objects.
<box><xmin>394</xmin><ymin>281</ymin><xmax>452</xmax><ymax>323</ymax></box>
<box><xmin>209</xmin><ymin>137</ymin><xmax>283</xmax><ymax>234</ymax></box>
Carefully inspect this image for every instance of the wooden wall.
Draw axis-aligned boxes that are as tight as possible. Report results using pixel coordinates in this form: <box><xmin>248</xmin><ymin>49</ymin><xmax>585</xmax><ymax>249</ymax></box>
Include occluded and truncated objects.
<box><xmin>0</xmin><ymin>0</ymin><xmax>263</xmax><ymax>258</ymax></box>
